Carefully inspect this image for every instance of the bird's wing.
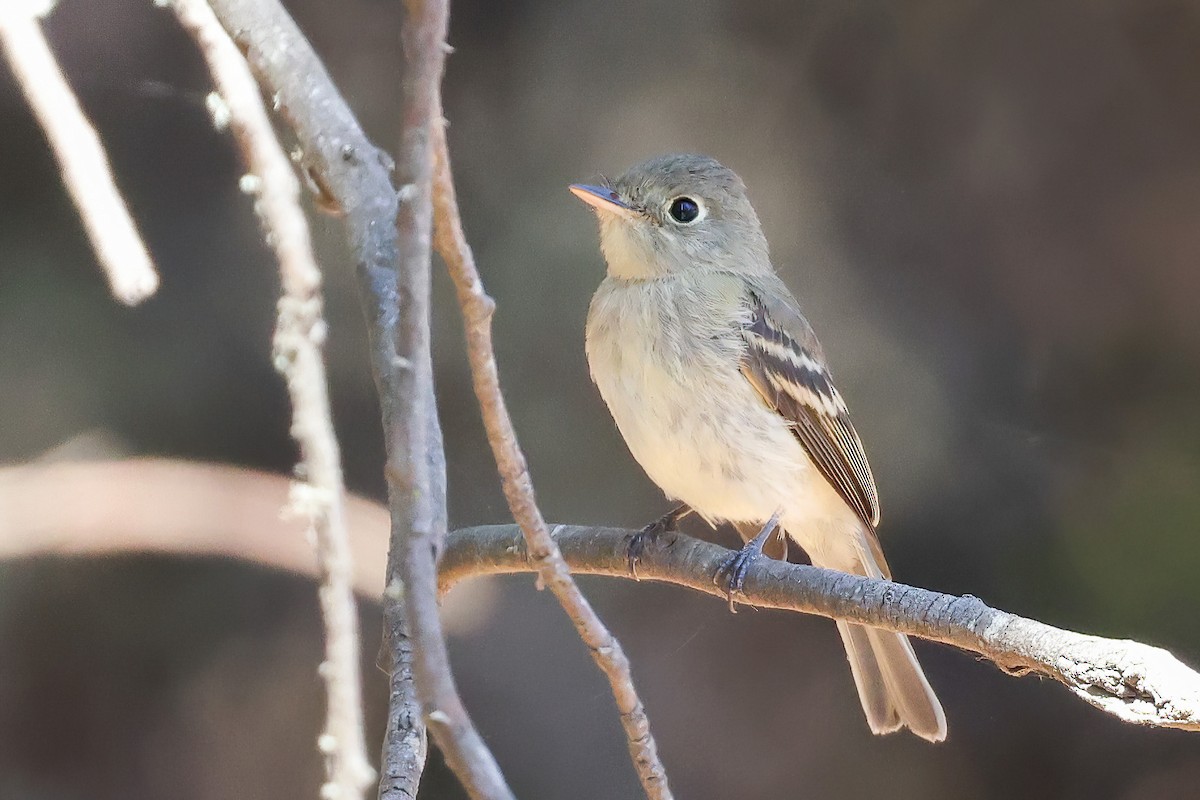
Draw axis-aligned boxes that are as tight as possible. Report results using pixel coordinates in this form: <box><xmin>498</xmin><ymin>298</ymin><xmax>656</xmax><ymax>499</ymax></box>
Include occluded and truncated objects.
<box><xmin>737</xmin><ymin>274</ymin><xmax>882</xmax><ymax>533</ymax></box>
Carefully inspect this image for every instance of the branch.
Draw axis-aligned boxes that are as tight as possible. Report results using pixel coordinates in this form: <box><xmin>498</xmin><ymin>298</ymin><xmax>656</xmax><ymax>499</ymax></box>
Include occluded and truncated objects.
<box><xmin>13</xmin><ymin>460</ymin><xmax>1199</xmax><ymax>734</ymax></box>
<box><xmin>440</xmin><ymin>525</ymin><xmax>1200</xmax><ymax>732</ymax></box>
<box><xmin>0</xmin><ymin>457</ymin><xmax>494</xmax><ymax>635</ymax></box>
<box><xmin>200</xmin><ymin>1</ymin><xmax>510</xmax><ymax>798</ymax></box>
<box><xmin>0</xmin><ymin>459</ymin><xmax>388</xmax><ymax>597</ymax></box>
<box><xmin>168</xmin><ymin>1</ymin><xmax>372</xmax><ymax>796</ymax></box>
<box><xmin>0</xmin><ymin>0</ymin><xmax>158</xmax><ymax>305</ymax></box>
<box><xmin>432</xmin><ymin>122</ymin><xmax>673</xmax><ymax>797</ymax></box>
<box><xmin>386</xmin><ymin>1</ymin><xmax>517</xmax><ymax>797</ymax></box>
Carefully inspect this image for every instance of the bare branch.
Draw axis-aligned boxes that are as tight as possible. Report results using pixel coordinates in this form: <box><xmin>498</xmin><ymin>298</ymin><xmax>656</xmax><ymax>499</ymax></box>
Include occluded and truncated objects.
<box><xmin>440</xmin><ymin>524</ymin><xmax>1200</xmax><ymax>733</ymax></box>
<box><xmin>390</xmin><ymin>1</ymin><xmax>515</xmax><ymax>798</ymax></box>
<box><xmin>0</xmin><ymin>0</ymin><xmax>158</xmax><ymax>305</ymax></box>
<box><xmin>168</xmin><ymin>1</ymin><xmax>372</xmax><ymax>795</ymax></box>
<box><xmin>200</xmin><ymin>1</ymin><xmax>511</xmax><ymax>797</ymax></box>
<box><xmin>10</xmin><ymin>459</ymin><xmax>1199</xmax><ymax>736</ymax></box>
<box><xmin>432</xmin><ymin>121</ymin><xmax>673</xmax><ymax>798</ymax></box>
<box><xmin>0</xmin><ymin>459</ymin><xmax>388</xmax><ymax>596</ymax></box>
<box><xmin>0</xmin><ymin>458</ymin><xmax>494</xmax><ymax>634</ymax></box>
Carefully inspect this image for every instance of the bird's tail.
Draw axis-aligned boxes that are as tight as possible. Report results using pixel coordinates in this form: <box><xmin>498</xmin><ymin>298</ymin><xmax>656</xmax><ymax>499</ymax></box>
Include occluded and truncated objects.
<box><xmin>808</xmin><ymin>527</ymin><xmax>947</xmax><ymax>742</ymax></box>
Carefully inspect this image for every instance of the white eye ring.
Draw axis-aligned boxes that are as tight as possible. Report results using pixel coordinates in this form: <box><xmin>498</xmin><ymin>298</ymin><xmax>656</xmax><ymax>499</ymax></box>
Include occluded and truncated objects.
<box><xmin>666</xmin><ymin>195</ymin><xmax>706</xmax><ymax>225</ymax></box>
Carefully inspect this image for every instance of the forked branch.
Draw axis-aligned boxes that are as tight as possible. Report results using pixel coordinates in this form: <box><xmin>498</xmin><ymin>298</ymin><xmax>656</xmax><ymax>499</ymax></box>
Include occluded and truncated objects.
<box><xmin>202</xmin><ymin>0</ymin><xmax>510</xmax><ymax>797</ymax></box>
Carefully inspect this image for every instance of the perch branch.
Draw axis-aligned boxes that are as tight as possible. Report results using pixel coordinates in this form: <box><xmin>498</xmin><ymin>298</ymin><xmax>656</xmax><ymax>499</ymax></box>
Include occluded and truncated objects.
<box><xmin>0</xmin><ymin>0</ymin><xmax>158</xmax><ymax>305</ymax></box>
<box><xmin>440</xmin><ymin>525</ymin><xmax>1200</xmax><ymax>733</ymax></box>
<box><xmin>8</xmin><ymin>460</ymin><xmax>1200</xmax><ymax>734</ymax></box>
<box><xmin>432</xmin><ymin>123</ymin><xmax>673</xmax><ymax>798</ymax></box>
<box><xmin>169</xmin><ymin>1</ymin><xmax>371</xmax><ymax>796</ymax></box>
<box><xmin>202</xmin><ymin>0</ymin><xmax>510</xmax><ymax>797</ymax></box>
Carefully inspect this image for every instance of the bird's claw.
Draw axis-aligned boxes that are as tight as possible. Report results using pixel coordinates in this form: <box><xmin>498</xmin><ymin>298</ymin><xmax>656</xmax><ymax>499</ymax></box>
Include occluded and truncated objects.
<box><xmin>713</xmin><ymin>546</ymin><xmax>761</xmax><ymax>613</ymax></box>
<box><xmin>626</xmin><ymin>514</ymin><xmax>677</xmax><ymax>579</ymax></box>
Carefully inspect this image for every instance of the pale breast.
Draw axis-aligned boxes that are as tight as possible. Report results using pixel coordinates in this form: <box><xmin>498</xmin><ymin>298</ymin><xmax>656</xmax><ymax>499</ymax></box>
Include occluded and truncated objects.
<box><xmin>585</xmin><ymin>275</ymin><xmax>815</xmax><ymax>525</ymax></box>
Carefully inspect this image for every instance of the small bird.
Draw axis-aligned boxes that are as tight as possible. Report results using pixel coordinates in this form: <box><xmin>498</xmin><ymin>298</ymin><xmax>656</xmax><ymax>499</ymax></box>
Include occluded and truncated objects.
<box><xmin>571</xmin><ymin>153</ymin><xmax>947</xmax><ymax>742</ymax></box>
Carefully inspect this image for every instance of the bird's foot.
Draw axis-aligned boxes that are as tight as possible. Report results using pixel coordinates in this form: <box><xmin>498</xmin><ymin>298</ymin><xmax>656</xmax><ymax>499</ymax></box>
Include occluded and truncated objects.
<box><xmin>626</xmin><ymin>504</ymin><xmax>689</xmax><ymax>579</ymax></box>
<box><xmin>712</xmin><ymin>511</ymin><xmax>781</xmax><ymax>613</ymax></box>
<box><xmin>713</xmin><ymin>544</ymin><xmax>762</xmax><ymax>613</ymax></box>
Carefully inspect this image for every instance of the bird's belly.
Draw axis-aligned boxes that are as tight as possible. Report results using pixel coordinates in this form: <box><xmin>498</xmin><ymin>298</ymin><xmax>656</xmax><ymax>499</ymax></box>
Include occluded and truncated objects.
<box><xmin>624</xmin><ymin>411</ymin><xmax>793</xmax><ymax>523</ymax></box>
<box><xmin>589</xmin><ymin>328</ymin><xmax>811</xmax><ymax>525</ymax></box>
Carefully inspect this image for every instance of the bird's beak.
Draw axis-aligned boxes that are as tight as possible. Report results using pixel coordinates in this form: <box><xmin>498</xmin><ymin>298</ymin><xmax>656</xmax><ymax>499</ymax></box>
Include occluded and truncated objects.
<box><xmin>569</xmin><ymin>183</ymin><xmax>636</xmax><ymax>219</ymax></box>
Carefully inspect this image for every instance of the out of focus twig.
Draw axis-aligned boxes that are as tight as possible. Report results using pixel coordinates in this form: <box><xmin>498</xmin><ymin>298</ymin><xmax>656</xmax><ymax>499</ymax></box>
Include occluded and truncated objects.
<box><xmin>0</xmin><ymin>0</ymin><xmax>158</xmax><ymax>305</ymax></box>
<box><xmin>0</xmin><ymin>458</ymin><xmax>493</xmax><ymax>634</ymax></box>
<box><xmin>169</xmin><ymin>1</ymin><xmax>371</xmax><ymax>796</ymax></box>
<box><xmin>202</xmin><ymin>1</ymin><xmax>511</xmax><ymax>798</ymax></box>
<box><xmin>431</xmin><ymin>121</ymin><xmax>673</xmax><ymax>799</ymax></box>
<box><xmin>0</xmin><ymin>459</ymin><xmax>388</xmax><ymax>595</ymax></box>
<box><xmin>440</xmin><ymin>524</ymin><xmax>1200</xmax><ymax>734</ymax></box>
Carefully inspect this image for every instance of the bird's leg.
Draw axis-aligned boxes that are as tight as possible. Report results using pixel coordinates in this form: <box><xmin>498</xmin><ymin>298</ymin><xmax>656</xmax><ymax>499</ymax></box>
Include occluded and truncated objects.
<box><xmin>627</xmin><ymin>503</ymin><xmax>692</xmax><ymax>578</ymax></box>
<box><xmin>714</xmin><ymin>510</ymin><xmax>782</xmax><ymax>612</ymax></box>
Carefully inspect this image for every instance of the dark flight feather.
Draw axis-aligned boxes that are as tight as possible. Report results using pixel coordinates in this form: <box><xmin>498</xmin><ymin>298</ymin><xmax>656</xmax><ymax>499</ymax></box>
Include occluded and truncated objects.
<box><xmin>738</xmin><ymin>280</ymin><xmax>882</xmax><ymax>537</ymax></box>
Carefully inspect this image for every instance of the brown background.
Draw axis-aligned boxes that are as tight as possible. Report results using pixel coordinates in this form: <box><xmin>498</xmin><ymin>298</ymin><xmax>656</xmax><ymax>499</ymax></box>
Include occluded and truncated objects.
<box><xmin>3</xmin><ymin>1</ymin><xmax>1200</xmax><ymax>798</ymax></box>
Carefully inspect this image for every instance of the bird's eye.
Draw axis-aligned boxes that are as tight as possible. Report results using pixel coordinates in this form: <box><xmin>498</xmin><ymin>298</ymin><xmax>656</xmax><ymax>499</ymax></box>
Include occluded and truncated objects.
<box><xmin>668</xmin><ymin>196</ymin><xmax>702</xmax><ymax>224</ymax></box>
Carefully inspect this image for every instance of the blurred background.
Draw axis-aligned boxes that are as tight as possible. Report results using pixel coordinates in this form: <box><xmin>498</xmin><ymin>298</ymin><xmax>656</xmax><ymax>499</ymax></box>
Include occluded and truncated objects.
<box><xmin>3</xmin><ymin>0</ymin><xmax>1200</xmax><ymax>797</ymax></box>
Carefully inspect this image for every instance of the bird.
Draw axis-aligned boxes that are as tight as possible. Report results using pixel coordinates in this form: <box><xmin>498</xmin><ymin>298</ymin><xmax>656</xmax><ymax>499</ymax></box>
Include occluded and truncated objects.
<box><xmin>570</xmin><ymin>153</ymin><xmax>947</xmax><ymax>742</ymax></box>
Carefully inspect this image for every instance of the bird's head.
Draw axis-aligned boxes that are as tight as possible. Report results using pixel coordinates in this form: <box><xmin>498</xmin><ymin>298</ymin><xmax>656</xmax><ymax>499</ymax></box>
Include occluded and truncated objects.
<box><xmin>570</xmin><ymin>153</ymin><xmax>770</xmax><ymax>280</ymax></box>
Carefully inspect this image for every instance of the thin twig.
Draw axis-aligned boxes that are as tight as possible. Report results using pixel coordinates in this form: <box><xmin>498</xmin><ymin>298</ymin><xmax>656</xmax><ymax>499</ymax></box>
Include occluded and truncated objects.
<box><xmin>0</xmin><ymin>0</ymin><xmax>158</xmax><ymax>305</ymax></box>
<box><xmin>168</xmin><ymin>1</ymin><xmax>372</xmax><ymax>796</ymax></box>
<box><xmin>440</xmin><ymin>524</ymin><xmax>1200</xmax><ymax>733</ymax></box>
<box><xmin>200</xmin><ymin>1</ymin><xmax>510</xmax><ymax>798</ymax></box>
<box><xmin>432</xmin><ymin>123</ymin><xmax>673</xmax><ymax>798</ymax></box>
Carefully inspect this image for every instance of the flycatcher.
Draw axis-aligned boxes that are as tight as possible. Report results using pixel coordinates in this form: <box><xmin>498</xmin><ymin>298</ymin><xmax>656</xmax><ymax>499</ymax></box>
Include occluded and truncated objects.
<box><xmin>571</xmin><ymin>153</ymin><xmax>947</xmax><ymax>742</ymax></box>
